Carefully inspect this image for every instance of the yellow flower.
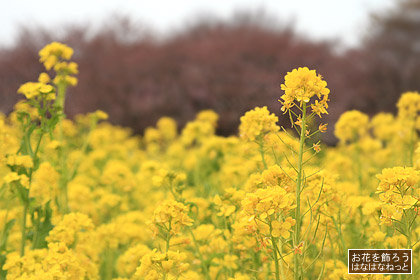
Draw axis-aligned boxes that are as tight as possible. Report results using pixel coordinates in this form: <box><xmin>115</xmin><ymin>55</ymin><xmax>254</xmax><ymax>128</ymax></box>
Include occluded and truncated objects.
<box><xmin>180</xmin><ymin>111</ymin><xmax>217</xmax><ymax>146</ymax></box>
<box><xmin>393</xmin><ymin>195</ymin><xmax>418</xmax><ymax>210</ymax></box>
<box><xmin>46</xmin><ymin>212</ymin><xmax>94</xmax><ymax>247</ymax></box>
<box><xmin>93</xmin><ymin>110</ymin><xmax>108</xmax><ymax>120</ymax></box>
<box><xmin>217</xmin><ymin>204</ymin><xmax>236</xmax><ymax>217</ymax></box>
<box><xmin>116</xmin><ymin>244</ymin><xmax>151</xmax><ymax>277</ymax></box>
<box><xmin>38</xmin><ymin>72</ymin><xmax>51</xmax><ymax>83</ymax></box>
<box><xmin>370</xmin><ymin>113</ymin><xmax>396</xmax><ymax>141</ymax></box>
<box><xmin>39</xmin><ymin>41</ymin><xmax>74</xmax><ymax>70</ymax></box>
<box><xmin>196</xmin><ymin>109</ymin><xmax>219</xmax><ymax>128</ymax></box>
<box><xmin>279</xmin><ymin>67</ymin><xmax>330</xmax><ymax>115</ymax></box>
<box><xmin>223</xmin><ymin>255</ymin><xmax>238</xmax><ymax>270</ymax></box>
<box><xmin>162</xmin><ymin>260</ymin><xmax>174</xmax><ymax>272</ymax></box>
<box><xmin>30</xmin><ymin>162</ymin><xmax>59</xmax><ymax>204</ymax></box>
<box><xmin>397</xmin><ymin>91</ymin><xmax>420</xmax><ymax>120</ymax></box>
<box><xmin>318</xmin><ymin>123</ymin><xmax>328</xmax><ymax>133</ymax></box>
<box><xmin>241</xmin><ymin>186</ymin><xmax>295</xmax><ymax>220</ymax></box>
<box><xmin>151</xmin><ymin>200</ymin><xmax>193</xmax><ymax>236</ymax></box>
<box><xmin>54</xmin><ymin>61</ymin><xmax>79</xmax><ymax>74</ymax></box>
<box><xmin>380</xmin><ymin>204</ymin><xmax>402</xmax><ymax>226</ymax></box>
<box><xmin>6</xmin><ymin>154</ymin><xmax>33</xmax><ymax>168</ymax></box>
<box><xmin>53</xmin><ymin>74</ymin><xmax>78</xmax><ymax>86</ymax></box>
<box><xmin>239</xmin><ymin>106</ymin><xmax>279</xmax><ymax>142</ymax></box>
<box><xmin>156</xmin><ymin>117</ymin><xmax>178</xmax><ymax>142</ymax></box>
<box><xmin>135</xmin><ymin>249</ymin><xmax>189</xmax><ymax>279</ymax></box>
<box><xmin>313</xmin><ymin>143</ymin><xmax>321</xmax><ymax>153</ymax></box>
<box><xmin>17</xmin><ymin>82</ymin><xmax>55</xmax><ymax>100</ymax></box>
<box><xmin>377</xmin><ymin>167</ymin><xmax>419</xmax><ymax>192</ymax></box>
<box><xmin>271</xmin><ymin>219</ymin><xmax>293</xmax><ymax>238</ymax></box>
<box><xmin>3</xmin><ymin>172</ymin><xmax>20</xmax><ymax>184</ymax></box>
<box><xmin>334</xmin><ymin>110</ymin><xmax>369</xmax><ymax>143</ymax></box>
<box><xmin>369</xmin><ymin>231</ymin><xmax>386</xmax><ymax>244</ymax></box>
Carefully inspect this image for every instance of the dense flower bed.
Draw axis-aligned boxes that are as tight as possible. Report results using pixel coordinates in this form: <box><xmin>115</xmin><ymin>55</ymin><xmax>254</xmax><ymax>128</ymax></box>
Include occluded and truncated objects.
<box><xmin>0</xmin><ymin>42</ymin><xmax>418</xmax><ymax>280</ymax></box>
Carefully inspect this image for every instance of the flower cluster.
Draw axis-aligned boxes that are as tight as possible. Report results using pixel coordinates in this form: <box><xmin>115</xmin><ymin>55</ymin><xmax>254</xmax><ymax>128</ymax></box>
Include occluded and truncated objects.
<box><xmin>3</xmin><ymin>242</ymin><xmax>96</xmax><ymax>279</ymax></box>
<box><xmin>241</xmin><ymin>186</ymin><xmax>295</xmax><ymax>238</ymax></box>
<box><xmin>239</xmin><ymin>106</ymin><xmax>279</xmax><ymax>142</ymax></box>
<box><xmin>30</xmin><ymin>162</ymin><xmax>60</xmax><ymax>204</ymax></box>
<box><xmin>39</xmin><ymin>42</ymin><xmax>74</xmax><ymax>70</ymax></box>
<box><xmin>3</xmin><ymin>43</ymin><xmax>420</xmax><ymax>279</ymax></box>
<box><xmin>397</xmin><ymin>91</ymin><xmax>420</xmax><ymax>120</ymax></box>
<box><xmin>39</xmin><ymin>41</ymin><xmax>78</xmax><ymax>86</ymax></box>
<box><xmin>279</xmin><ymin>67</ymin><xmax>330</xmax><ymax>116</ymax></box>
<box><xmin>151</xmin><ymin>200</ymin><xmax>193</xmax><ymax>237</ymax></box>
<box><xmin>46</xmin><ymin>212</ymin><xmax>94</xmax><ymax>246</ymax></box>
<box><xmin>17</xmin><ymin>81</ymin><xmax>55</xmax><ymax>100</ymax></box>
<box><xmin>335</xmin><ymin>110</ymin><xmax>370</xmax><ymax>143</ymax></box>
<box><xmin>376</xmin><ymin>167</ymin><xmax>419</xmax><ymax>225</ymax></box>
<box><xmin>135</xmin><ymin>249</ymin><xmax>190</xmax><ymax>279</ymax></box>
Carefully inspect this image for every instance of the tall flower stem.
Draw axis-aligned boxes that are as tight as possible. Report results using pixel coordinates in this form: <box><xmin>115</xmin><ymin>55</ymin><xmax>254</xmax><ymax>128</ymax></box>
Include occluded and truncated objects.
<box><xmin>20</xmin><ymin>202</ymin><xmax>28</xmax><ymax>257</ymax></box>
<box><xmin>188</xmin><ymin>227</ymin><xmax>211</xmax><ymax>280</ymax></box>
<box><xmin>271</xmin><ymin>236</ymin><xmax>280</xmax><ymax>280</ymax></box>
<box><xmin>56</xmin><ymin>81</ymin><xmax>70</xmax><ymax>213</ymax></box>
<box><xmin>294</xmin><ymin>102</ymin><xmax>307</xmax><ymax>280</ymax></box>
<box><xmin>404</xmin><ymin>213</ymin><xmax>415</xmax><ymax>280</ymax></box>
<box><xmin>259</xmin><ymin>138</ymin><xmax>268</xmax><ymax>169</ymax></box>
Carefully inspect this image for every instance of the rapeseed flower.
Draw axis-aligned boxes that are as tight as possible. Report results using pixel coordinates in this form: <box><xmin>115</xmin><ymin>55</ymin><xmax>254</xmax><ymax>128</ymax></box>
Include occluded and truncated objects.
<box><xmin>279</xmin><ymin>67</ymin><xmax>330</xmax><ymax>116</ymax></box>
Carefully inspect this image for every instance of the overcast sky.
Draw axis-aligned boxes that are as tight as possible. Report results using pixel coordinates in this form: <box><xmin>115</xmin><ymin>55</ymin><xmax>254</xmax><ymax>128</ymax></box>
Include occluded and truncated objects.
<box><xmin>2</xmin><ymin>0</ymin><xmax>395</xmax><ymax>48</ymax></box>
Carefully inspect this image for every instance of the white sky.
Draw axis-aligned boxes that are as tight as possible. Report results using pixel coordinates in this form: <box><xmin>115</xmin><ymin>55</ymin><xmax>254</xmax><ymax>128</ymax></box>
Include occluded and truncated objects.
<box><xmin>1</xmin><ymin>0</ymin><xmax>395</xmax><ymax>48</ymax></box>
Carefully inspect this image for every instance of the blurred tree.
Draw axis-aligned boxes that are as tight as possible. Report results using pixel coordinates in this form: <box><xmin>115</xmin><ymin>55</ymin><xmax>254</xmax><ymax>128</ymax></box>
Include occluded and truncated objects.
<box><xmin>5</xmin><ymin>11</ymin><xmax>407</xmax><ymax>143</ymax></box>
<box><xmin>0</xmin><ymin>14</ymin><xmax>343</xmax><ymax>140</ymax></box>
<box><xmin>356</xmin><ymin>0</ymin><xmax>420</xmax><ymax>113</ymax></box>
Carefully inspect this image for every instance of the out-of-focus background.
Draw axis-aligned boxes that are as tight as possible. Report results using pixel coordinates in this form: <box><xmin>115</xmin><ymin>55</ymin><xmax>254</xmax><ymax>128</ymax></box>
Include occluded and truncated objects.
<box><xmin>1</xmin><ymin>0</ymin><xmax>418</xmax><ymax>143</ymax></box>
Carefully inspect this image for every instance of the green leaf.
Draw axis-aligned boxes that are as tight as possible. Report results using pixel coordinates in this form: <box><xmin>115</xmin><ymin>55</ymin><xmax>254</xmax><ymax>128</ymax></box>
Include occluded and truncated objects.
<box><xmin>0</xmin><ymin>219</ymin><xmax>16</xmax><ymax>252</ymax></box>
<box><xmin>32</xmin><ymin>202</ymin><xmax>54</xmax><ymax>249</ymax></box>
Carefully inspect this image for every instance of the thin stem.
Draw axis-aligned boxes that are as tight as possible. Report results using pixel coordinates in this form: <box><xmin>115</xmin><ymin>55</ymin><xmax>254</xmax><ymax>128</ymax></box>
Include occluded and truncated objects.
<box><xmin>331</xmin><ymin>215</ymin><xmax>347</xmax><ymax>260</ymax></box>
<box><xmin>104</xmin><ymin>248</ymin><xmax>114</xmax><ymax>280</ymax></box>
<box><xmin>404</xmin><ymin>214</ymin><xmax>415</xmax><ymax>279</ymax></box>
<box><xmin>166</xmin><ymin>220</ymin><xmax>172</xmax><ymax>252</ymax></box>
<box><xmin>294</xmin><ymin>102</ymin><xmax>307</xmax><ymax>280</ymax></box>
<box><xmin>20</xmin><ymin>202</ymin><xmax>28</xmax><ymax>256</ymax></box>
<box><xmin>67</xmin><ymin>118</ymin><xmax>98</xmax><ymax>182</ymax></box>
<box><xmin>271</xmin><ymin>236</ymin><xmax>280</xmax><ymax>280</ymax></box>
<box><xmin>56</xmin><ymin>81</ymin><xmax>70</xmax><ymax>213</ymax></box>
<box><xmin>409</xmin><ymin>124</ymin><xmax>415</xmax><ymax>167</ymax></box>
<box><xmin>33</xmin><ymin>120</ymin><xmax>45</xmax><ymax>159</ymax></box>
<box><xmin>259</xmin><ymin>138</ymin><xmax>268</xmax><ymax>169</ymax></box>
<box><xmin>24</xmin><ymin>131</ymin><xmax>33</xmax><ymax>157</ymax></box>
<box><xmin>354</xmin><ymin>143</ymin><xmax>363</xmax><ymax>190</ymax></box>
<box><xmin>188</xmin><ymin>227</ymin><xmax>211</xmax><ymax>280</ymax></box>
<box><xmin>277</xmin><ymin>243</ymin><xmax>287</xmax><ymax>279</ymax></box>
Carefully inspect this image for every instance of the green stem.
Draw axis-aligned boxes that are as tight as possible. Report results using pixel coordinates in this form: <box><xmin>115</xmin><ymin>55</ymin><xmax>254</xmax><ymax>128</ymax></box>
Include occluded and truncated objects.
<box><xmin>104</xmin><ymin>249</ymin><xmax>114</xmax><ymax>280</ymax></box>
<box><xmin>188</xmin><ymin>227</ymin><xmax>211</xmax><ymax>280</ymax></box>
<box><xmin>56</xmin><ymin>82</ymin><xmax>67</xmax><ymax>113</ymax></box>
<box><xmin>67</xmin><ymin>120</ymin><xmax>96</xmax><ymax>182</ymax></box>
<box><xmin>271</xmin><ymin>236</ymin><xmax>280</xmax><ymax>280</ymax></box>
<box><xmin>252</xmin><ymin>250</ymin><xmax>261</xmax><ymax>279</ymax></box>
<box><xmin>294</xmin><ymin>102</ymin><xmax>307</xmax><ymax>280</ymax></box>
<box><xmin>24</xmin><ymin>131</ymin><xmax>33</xmax><ymax>157</ymax></box>
<box><xmin>259</xmin><ymin>138</ymin><xmax>268</xmax><ymax>169</ymax></box>
<box><xmin>278</xmin><ymin>242</ymin><xmax>286</xmax><ymax>279</ymax></box>
<box><xmin>409</xmin><ymin>124</ymin><xmax>415</xmax><ymax>166</ymax></box>
<box><xmin>56</xmin><ymin>82</ymin><xmax>70</xmax><ymax>213</ymax></box>
<box><xmin>331</xmin><ymin>216</ymin><xmax>347</xmax><ymax>260</ymax></box>
<box><xmin>405</xmin><ymin>219</ymin><xmax>414</xmax><ymax>280</ymax></box>
<box><xmin>166</xmin><ymin>220</ymin><xmax>172</xmax><ymax>252</ymax></box>
<box><xmin>33</xmin><ymin>114</ymin><xmax>45</xmax><ymax>160</ymax></box>
<box><xmin>20</xmin><ymin>202</ymin><xmax>28</xmax><ymax>256</ymax></box>
<box><xmin>354</xmin><ymin>143</ymin><xmax>363</xmax><ymax>190</ymax></box>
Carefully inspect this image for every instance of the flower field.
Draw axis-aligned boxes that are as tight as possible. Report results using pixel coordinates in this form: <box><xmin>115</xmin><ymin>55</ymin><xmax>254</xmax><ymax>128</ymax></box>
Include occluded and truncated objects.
<box><xmin>0</xmin><ymin>42</ymin><xmax>419</xmax><ymax>279</ymax></box>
